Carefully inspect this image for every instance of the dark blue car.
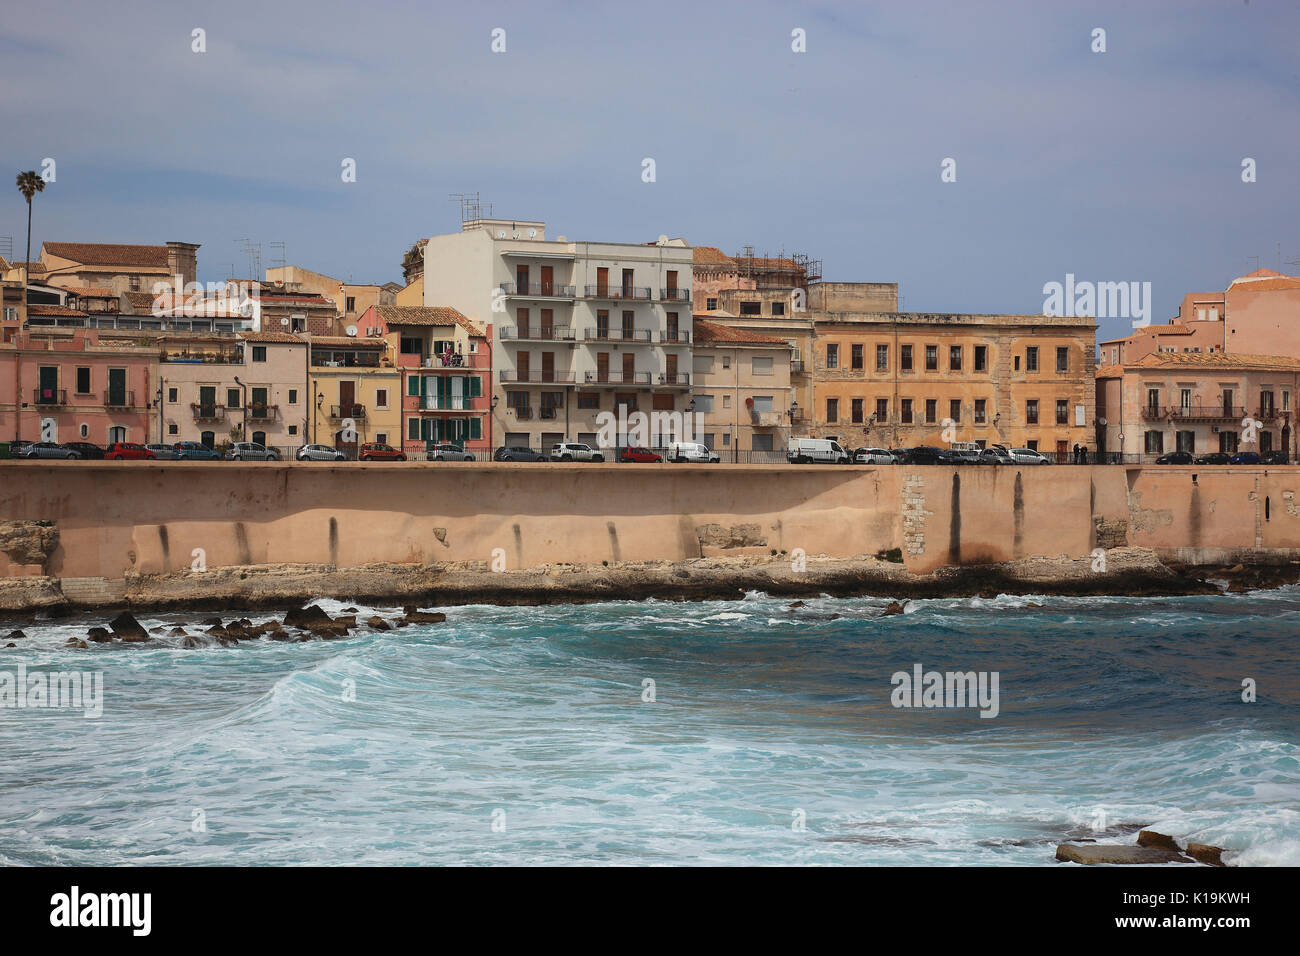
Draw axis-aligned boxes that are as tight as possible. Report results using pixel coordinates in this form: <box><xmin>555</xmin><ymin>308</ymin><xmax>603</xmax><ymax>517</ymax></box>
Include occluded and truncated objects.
<box><xmin>1229</xmin><ymin>451</ymin><xmax>1262</xmax><ymax>465</ymax></box>
<box><xmin>173</xmin><ymin>441</ymin><xmax>221</xmax><ymax>461</ymax></box>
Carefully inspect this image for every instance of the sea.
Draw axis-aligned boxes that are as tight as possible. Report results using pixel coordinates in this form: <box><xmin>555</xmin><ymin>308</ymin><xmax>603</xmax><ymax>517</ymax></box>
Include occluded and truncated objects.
<box><xmin>2</xmin><ymin>589</ymin><xmax>1297</xmax><ymax>866</ymax></box>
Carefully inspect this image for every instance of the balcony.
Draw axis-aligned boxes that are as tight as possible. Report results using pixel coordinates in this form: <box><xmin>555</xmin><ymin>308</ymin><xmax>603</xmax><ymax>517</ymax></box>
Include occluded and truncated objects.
<box><xmin>499</xmin><ymin>326</ymin><xmax>576</xmax><ymax>342</ymax></box>
<box><xmin>329</xmin><ymin>403</ymin><xmax>367</xmax><ymax>420</ymax></box>
<box><xmin>161</xmin><ymin>349</ymin><xmax>244</xmax><ymax>364</ymax></box>
<box><xmin>584</xmin><ymin>328</ymin><xmax>654</xmax><ymax>343</ymax></box>
<box><xmin>752</xmin><ymin>411</ymin><xmax>782</xmax><ymax>427</ymax></box>
<box><xmin>659</xmin><ymin>288</ymin><xmax>691</xmax><ymax>303</ymax></box>
<box><xmin>32</xmin><ymin>388</ymin><xmax>68</xmax><ymax>406</ymax></box>
<box><xmin>191</xmin><ymin>403</ymin><xmax>227</xmax><ymax>421</ymax></box>
<box><xmin>658</xmin><ymin>373</ymin><xmax>691</xmax><ymax>387</ymax></box>
<box><xmin>539</xmin><ymin>407</ymin><xmax>560</xmax><ymax>420</ymax></box>
<box><xmin>500</xmin><ymin>282</ymin><xmax>575</xmax><ymax>298</ymax></box>
<box><xmin>498</xmin><ymin>370</ymin><xmax>577</xmax><ymax>384</ymax></box>
<box><xmin>511</xmin><ymin>406</ymin><xmax>533</xmax><ymax>420</ymax></box>
<box><xmin>659</xmin><ymin>329</ymin><xmax>691</xmax><ymax>344</ymax></box>
<box><xmin>1165</xmin><ymin>405</ymin><xmax>1248</xmax><ymax>421</ymax></box>
<box><xmin>104</xmin><ymin>390</ymin><xmax>135</xmax><ymax>409</ymax></box>
<box><xmin>584</xmin><ymin>371</ymin><xmax>652</xmax><ymax>386</ymax></box>
<box><xmin>790</xmin><ymin>360</ymin><xmax>806</xmax><ymax>374</ymax></box>
<box><xmin>416</xmin><ymin>353</ymin><xmax>486</xmax><ymax>369</ymax></box>
<box><xmin>419</xmin><ymin>396</ymin><xmax>476</xmax><ymax>411</ymax></box>
<box><xmin>583</xmin><ymin>285</ymin><xmax>652</xmax><ymax>301</ymax></box>
<box><xmin>248</xmin><ymin>404</ymin><xmax>279</xmax><ymax>420</ymax></box>
<box><xmin>1256</xmin><ymin>406</ymin><xmax>1286</xmax><ymax>422</ymax></box>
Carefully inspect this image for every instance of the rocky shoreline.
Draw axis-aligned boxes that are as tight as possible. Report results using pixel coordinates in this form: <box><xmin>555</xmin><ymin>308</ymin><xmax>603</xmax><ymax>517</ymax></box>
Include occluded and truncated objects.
<box><xmin>0</xmin><ymin>547</ymin><xmax>1295</xmax><ymax>621</ymax></box>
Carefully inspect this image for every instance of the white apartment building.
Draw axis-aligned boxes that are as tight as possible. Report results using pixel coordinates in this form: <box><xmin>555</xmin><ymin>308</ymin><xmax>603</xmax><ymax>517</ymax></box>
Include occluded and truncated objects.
<box><xmin>423</xmin><ymin>219</ymin><xmax>694</xmax><ymax>450</ymax></box>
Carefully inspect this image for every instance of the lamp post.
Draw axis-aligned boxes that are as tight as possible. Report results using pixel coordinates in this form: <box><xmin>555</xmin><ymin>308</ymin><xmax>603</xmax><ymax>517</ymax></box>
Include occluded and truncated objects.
<box><xmin>315</xmin><ymin>391</ymin><xmax>324</xmax><ymax>445</ymax></box>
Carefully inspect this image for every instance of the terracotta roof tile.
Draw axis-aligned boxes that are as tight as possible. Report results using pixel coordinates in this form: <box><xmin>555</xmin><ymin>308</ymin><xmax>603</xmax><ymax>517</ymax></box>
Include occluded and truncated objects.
<box><xmin>691</xmin><ymin>246</ymin><xmax>734</xmax><ymax>266</ymax></box>
<box><xmin>373</xmin><ymin>304</ymin><xmax>484</xmax><ymax>336</ymax></box>
<box><xmin>43</xmin><ymin>242</ymin><xmax>171</xmax><ymax>267</ymax></box>
<box><xmin>1132</xmin><ymin>351</ymin><xmax>1300</xmax><ymax>370</ymax></box>
<box><xmin>692</xmin><ymin>319</ymin><xmax>792</xmax><ymax>345</ymax></box>
<box><xmin>309</xmin><ymin>335</ymin><xmax>386</xmax><ymax>347</ymax></box>
<box><xmin>59</xmin><ymin>286</ymin><xmax>117</xmax><ymax>298</ymax></box>
<box><xmin>239</xmin><ymin>331</ymin><xmax>305</xmax><ymax>344</ymax></box>
<box><xmin>28</xmin><ymin>304</ymin><xmax>89</xmax><ymax>317</ymax></box>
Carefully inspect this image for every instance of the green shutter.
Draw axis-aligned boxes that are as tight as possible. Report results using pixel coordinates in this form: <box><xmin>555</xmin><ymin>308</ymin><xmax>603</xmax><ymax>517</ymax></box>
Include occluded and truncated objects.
<box><xmin>407</xmin><ymin>376</ymin><xmax>420</xmax><ymax>397</ymax></box>
<box><xmin>469</xmin><ymin>375</ymin><xmax>482</xmax><ymax>398</ymax></box>
<box><xmin>470</xmin><ymin>417</ymin><xmax>482</xmax><ymax>440</ymax></box>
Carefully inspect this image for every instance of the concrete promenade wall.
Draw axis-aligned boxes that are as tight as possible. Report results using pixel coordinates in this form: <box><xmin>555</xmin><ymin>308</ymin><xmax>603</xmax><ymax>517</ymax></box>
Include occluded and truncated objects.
<box><xmin>2</xmin><ymin>463</ymin><xmax>1299</xmax><ymax>581</ymax></box>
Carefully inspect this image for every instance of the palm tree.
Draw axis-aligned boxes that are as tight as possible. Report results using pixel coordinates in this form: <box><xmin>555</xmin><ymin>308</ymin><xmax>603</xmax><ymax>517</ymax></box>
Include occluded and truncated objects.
<box><xmin>15</xmin><ymin>170</ymin><xmax>45</xmax><ymax>291</ymax></box>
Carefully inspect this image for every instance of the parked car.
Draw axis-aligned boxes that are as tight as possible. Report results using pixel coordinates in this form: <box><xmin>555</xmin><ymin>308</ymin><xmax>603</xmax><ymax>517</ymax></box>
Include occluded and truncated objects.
<box><xmin>948</xmin><ymin>449</ymin><xmax>983</xmax><ymax>465</ymax></box>
<box><xmin>1007</xmin><ymin>447</ymin><xmax>1051</xmax><ymax>465</ymax></box>
<box><xmin>1229</xmin><ymin>451</ymin><xmax>1262</xmax><ymax>465</ymax></box>
<box><xmin>667</xmin><ymin>441</ymin><xmax>720</xmax><ymax>463</ymax></box>
<box><xmin>1261</xmin><ymin>450</ymin><xmax>1290</xmax><ymax>465</ymax></box>
<box><xmin>146</xmin><ymin>443</ymin><xmax>178</xmax><ymax>460</ymax></box>
<box><xmin>62</xmin><ymin>441</ymin><xmax>106</xmax><ymax>460</ymax></box>
<box><xmin>17</xmin><ymin>441</ymin><xmax>80</xmax><ymax>459</ymax></box>
<box><xmin>225</xmin><ymin>442</ymin><xmax>280</xmax><ymax>461</ymax></box>
<box><xmin>297</xmin><ymin>444</ymin><xmax>347</xmax><ymax>461</ymax></box>
<box><xmin>106</xmin><ymin>442</ymin><xmax>156</xmax><ymax>460</ymax></box>
<box><xmin>979</xmin><ymin>447</ymin><xmax>1015</xmax><ymax>465</ymax></box>
<box><xmin>1193</xmin><ymin>452</ymin><xmax>1231</xmax><ymax>465</ymax></box>
<box><xmin>550</xmin><ymin>442</ymin><xmax>605</xmax><ymax>462</ymax></box>
<box><xmin>854</xmin><ymin>447</ymin><xmax>897</xmax><ymax>464</ymax></box>
<box><xmin>901</xmin><ymin>446</ymin><xmax>945</xmax><ymax>465</ymax></box>
<box><xmin>493</xmin><ymin>446</ymin><xmax>547</xmax><ymax>462</ymax></box>
<box><xmin>618</xmin><ymin>446</ymin><xmax>663</xmax><ymax>463</ymax></box>
<box><xmin>786</xmin><ymin>437</ymin><xmax>849</xmax><ymax>464</ymax></box>
<box><xmin>359</xmin><ymin>442</ymin><xmax>407</xmax><ymax>461</ymax></box>
<box><xmin>429</xmin><ymin>443</ymin><xmax>476</xmax><ymax>462</ymax></box>
<box><xmin>1155</xmin><ymin>451</ymin><xmax>1194</xmax><ymax>464</ymax></box>
<box><xmin>173</xmin><ymin>442</ymin><xmax>221</xmax><ymax>461</ymax></box>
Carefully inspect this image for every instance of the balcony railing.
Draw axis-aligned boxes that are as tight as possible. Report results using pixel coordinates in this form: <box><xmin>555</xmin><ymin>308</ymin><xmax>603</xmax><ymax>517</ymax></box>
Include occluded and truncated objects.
<box><xmin>1162</xmin><ymin>405</ymin><xmax>1249</xmax><ymax>421</ymax></box>
<box><xmin>660</xmin><ymin>288</ymin><xmax>691</xmax><ymax>302</ymax></box>
<box><xmin>418</xmin><ymin>354</ymin><xmax>481</xmax><ymax>368</ymax></box>
<box><xmin>1255</xmin><ymin>407</ymin><xmax>1285</xmax><ymax>421</ymax></box>
<box><xmin>584</xmin><ymin>328</ymin><xmax>654</xmax><ymax>343</ymax></box>
<box><xmin>499</xmin><ymin>370</ymin><xmax>576</xmax><ymax>384</ymax></box>
<box><xmin>162</xmin><ymin>350</ymin><xmax>244</xmax><ymax>364</ymax></box>
<box><xmin>584</xmin><ymin>285</ymin><xmax>652</xmax><ymax>301</ymax></box>
<box><xmin>329</xmin><ymin>403</ymin><xmax>367</xmax><ymax>420</ymax></box>
<box><xmin>511</xmin><ymin>406</ymin><xmax>533</xmax><ymax>420</ymax></box>
<box><xmin>500</xmin><ymin>282</ymin><xmax>575</xmax><ymax>298</ymax></box>
<box><xmin>584</xmin><ymin>371</ymin><xmax>652</xmax><ymax>385</ymax></box>
<box><xmin>499</xmin><ymin>326</ymin><xmax>575</xmax><ymax>342</ymax></box>
<box><xmin>790</xmin><ymin>360</ymin><xmax>806</xmax><ymax>374</ymax></box>
<box><xmin>248</xmin><ymin>404</ymin><xmax>279</xmax><ymax>420</ymax></box>
<box><xmin>658</xmin><ymin>373</ymin><xmax>691</xmax><ymax>386</ymax></box>
<box><xmin>191</xmin><ymin>403</ymin><xmax>227</xmax><ymax>421</ymax></box>
<box><xmin>540</xmin><ymin>407</ymin><xmax>559</xmax><ymax>420</ymax></box>
<box><xmin>659</xmin><ymin>329</ymin><xmax>691</xmax><ymax>343</ymax></box>
<box><xmin>104</xmin><ymin>390</ymin><xmax>135</xmax><ymax>409</ymax></box>
<box><xmin>33</xmin><ymin>388</ymin><xmax>68</xmax><ymax>406</ymax></box>
<box><xmin>420</xmin><ymin>396</ymin><xmax>475</xmax><ymax>411</ymax></box>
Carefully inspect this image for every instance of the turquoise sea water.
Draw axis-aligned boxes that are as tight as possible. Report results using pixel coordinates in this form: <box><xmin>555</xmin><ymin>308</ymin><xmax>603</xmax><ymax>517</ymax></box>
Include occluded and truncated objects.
<box><xmin>2</xmin><ymin>589</ymin><xmax>1297</xmax><ymax>865</ymax></box>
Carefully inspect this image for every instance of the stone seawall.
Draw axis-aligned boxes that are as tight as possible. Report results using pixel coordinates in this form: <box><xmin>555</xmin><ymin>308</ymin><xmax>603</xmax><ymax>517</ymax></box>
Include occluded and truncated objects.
<box><xmin>1</xmin><ymin>462</ymin><xmax>1299</xmax><ymax>610</ymax></box>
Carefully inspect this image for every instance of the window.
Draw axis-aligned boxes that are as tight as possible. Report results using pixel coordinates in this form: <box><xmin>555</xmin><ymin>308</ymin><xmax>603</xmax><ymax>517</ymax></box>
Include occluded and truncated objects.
<box><xmin>252</xmin><ymin>431</ymin><xmax>266</xmax><ymax>446</ymax></box>
<box><xmin>851</xmin><ymin>344</ymin><xmax>864</xmax><ymax>370</ymax></box>
<box><xmin>289</xmin><ymin>389</ymin><xmax>298</xmax><ymax>404</ymax></box>
<box><xmin>723</xmin><ymin>395</ymin><xmax>731</xmax><ymax>408</ymax></box>
<box><xmin>227</xmin><ymin>388</ymin><xmax>241</xmax><ymax>409</ymax></box>
<box><xmin>740</xmin><ymin>301</ymin><xmax>762</xmax><ymax>316</ymax></box>
<box><xmin>901</xmin><ymin>345</ymin><xmax>913</xmax><ymax>371</ymax></box>
<box><xmin>577</xmin><ymin>392</ymin><xmax>600</xmax><ymax>409</ymax></box>
<box><xmin>826</xmin><ymin>398</ymin><xmax>838</xmax><ymax>423</ymax></box>
<box><xmin>875</xmin><ymin>398</ymin><xmax>888</xmax><ymax>421</ymax></box>
<box><xmin>693</xmin><ymin>395</ymin><xmax>714</xmax><ymax>413</ymax></box>
<box><xmin>80</xmin><ymin>424</ymin><xmax>89</xmax><ymax>438</ymax></box>
<box><xmin>167</xmin><ymin>387</ymin><xmax>178</xmax><ymax>404</ymax></box>
<box><xmin>2</xmin><ymin>307</ymin><xmax>15</xmax><ymax>322</ymax></box>
<box><xmin>506</xmin><ymin>390</ymin><xmax>529</xmax><ymax>408</ymax></box>
<box><xmin>876</xmin><ymin>345</ymin><xmax>889</xmax><ymax>371</ymax></box>
<box><xmin>722</xmin><ymin>355</ymin><xmax>731</xmax><ymax>369</ymax></box>
<box><xmin>1014</xmin><ymin>355</ymin><xmax>1021</xmax><ymax>371</ymax></box>
<box><xmin>706</xmin><ymin>297</ymin><xmax>718</xmax><ymax>310</ymax></box>
<box><xmin>925</xmin><ymin>399</ymin><xmax>937</xmax><ymax>424</ymax></box>
<box><xmin>75</xmin><ymin>367</ymin><xmax>91</xmax><ymax>394</ymax></box>
<box><xmin>722</xmin><ymin>433</ymin><xmax>731</xmax><ymax>446</ymax></box>
<box><xmin>1056</xmin><ymin>399</ymin><xmax>1068</xmax><ymax>425</ymax></box>
<box><xmin>376</xmin><ymin>389</ymin><xmax>389</xmax><ymax>409</ymax></box>
<box><xmin>752</xmin><ymin>356</ymin><xmax>773</xmax><ymax>375</ymax></box>
<box><xmin>852</xmin><ymin>398</ymin><xmax>864</xmax><ymax>423</ymax></box>
<box><xmin>753</xmin><ymin>395</ymin><xmax>774</xmax><ymax>413</ymax></box>
<box><xmin>974</xmin><ymin>399</ymin><xmax>986</xmax><ymax>424</ymax></box>
<box><xmin>1146</xmin><ymin>388</ymin><xmax>1160</xmax><ymax>413</ymax></box>
<box><xmin>949</xmin><ymin>399</ymin><xmax>961</xmax><ymax>423</ymax></box>
<box><xmin>1260</xmin><ymin>390</ymin><xmax>1275</xmax><ymax>416</ymax></box>
<box><xmin>771</xmin><ymin>301</ymin><xmax>785</xmax><ymax>316</ymax></box>
<box><xmin>1026</xmin><ymin>400</ymin><xmax>1039</xmax><ymax>424</ymax></box>
<box><xmin>288</xmin><ymin>425</ymin><xmax>298</xmax><ymax>436</ymax></box>
<box><xmin>949</xmin><ymin>346</ymin><xmax>962</xmax><ymax>371</ymax></box>
<box><xmin>345</xmin><ymin>296</ymin><xmax>356</xmax><ymax>313</ymax></box>
<box><xmin>1026</xmin><ymin>347</ymin><xmax>1038</xmax><ymax>372</ymax></box>
<box><xmin>826</xmin><ymin>344</ymin><xmax>839</xmax><ymax>369</ymax></box>
<box><xmin>752</xmin><ymin>434</ymin><xmax>774</xmax><ymax>452</ymax></box>
<box><xmin>925</xmin><ymin>345</ymin><xmax>938</xmax><ymax>371</ymax></box>
<box><xmin>900</xmin><ymin>399</ymin><xmax>913</xmax><ymax>424</ymax></box>
<box><xmin>1180</xmin><ymin>389</ymin><xmax>1192</xmax><ymax>410</ymax></box>
<box><xmin>1284</xmin><ymin>390</ymin><xmax>1291</xmax><ymax>412</ymax></box>
<box><xmin>1145</xmin><ymin>431</ymin><xmax>1164</xmax><ymax>454</ymax></box>
<box><xmin>693</xmin><ymin>355</ymin><xmax>715</xmax><ymax>373</ymax></box>
<box><xmin>974</xmin><ymin>345</ymin><xmax>987</xmax><ymax>371</ymax></box>
<box><xmin>408</xmin><ymin>419</ymin><xmax>421</xmax><ymax>440</ymax></box>
<box><xmin>1056</xmin><ymin>347</ymin><xmax>1068</xmax><ymax>372</ymax></box>
<box><xmin>168</xmin><ymin>423</ymin><xmax>178</xmax><ymax>435</ymax></box>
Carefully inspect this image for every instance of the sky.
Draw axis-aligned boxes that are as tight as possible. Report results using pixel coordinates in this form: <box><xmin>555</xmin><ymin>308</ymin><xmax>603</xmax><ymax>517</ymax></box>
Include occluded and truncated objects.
<box><xmin>2</xmin><ymin>0</ymin><xmax>1298</xmax><ymax>345</ymax></box>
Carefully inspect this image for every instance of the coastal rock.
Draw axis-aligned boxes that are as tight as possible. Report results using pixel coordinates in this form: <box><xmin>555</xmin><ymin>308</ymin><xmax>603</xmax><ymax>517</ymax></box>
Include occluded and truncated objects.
<box><xmin>5</xmin><ymin>643</ymin><xmax>13</xmax><ymax>648</ymax></box>
<box><xmin>284</xmin><ymin>604</ymin><xmax>333</xmax><ymax>628</ymax></box>
<box><xmin>367</xmin><ymin>616</ymin><xmax>391</xmax><ymax>631</ymax></box>
<box><xmin>1055</xmin><ymin>843</ymin><xmax>1193</xmax><ymax>865</ymax></box>
<box><xmin>787</xmin><ymin>601</ymin><xmax>807</xmax><ymax>610</ymax></box>
<box><xmin>87</xmin><ymin>626</ymin><xmax>112</xmax><ymax>643</ymax></box>
<box><xmin>0</xmin><ymin>519</ymin><xmax>59</xmax><ymax>566</ymax></box>
<box><xmin>881</xmin><ymin>600</ymin><xmax>906</xmax><ymax>616</ymax></box>
<box><xmin>1136</xmin><ymin>829</ymin><xmax>1180</xmax><ymax>851</ymax></box>
<box><xmin>181</xmin><ymin>634</ymin><xmax>205</xmax><ymax>649</ymax></box>
<box><xmin>167</xmin><ymin>626</ymin><xmax>188</xmax><ymax>637</ymax></box>
<box><xmin>70</xmin><ymin>639</ymin><xmax>89</xmax><ymax>649</ymax></box>
<box><xmin>110</xmin><ymin>611</ymin><xmax>150</xmax><ymax>642</ymax></box>
<box><xmin>1186</xmin><ymin>843</ymin><xmax>1227</xmax><ymax>867</ymax></box>
<box><xmin>5</xmin><ymin>629</ymin><xmax>26</xmax><ymax>641</ymax></box>
<box><xmin>202</xmin><ymin>617</ymin><xmax>223</xmax><ymax>626</ymax></box>
<box><xmin>402</xmin><ymin>610</ymin><xmax>446</xmax><ymax>624</ymax></box>
<box><xmin>695</xmin><ymin>523</ymin><xmax>767</xmax><ymax>549</ymax></box>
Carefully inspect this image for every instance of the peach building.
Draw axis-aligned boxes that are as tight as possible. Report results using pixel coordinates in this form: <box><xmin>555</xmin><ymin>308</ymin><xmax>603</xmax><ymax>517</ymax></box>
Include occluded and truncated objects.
<box><xmin>1095</xmin><ymin>351</ymin><xmax>1299</xmax><ymax>460</ymax></box>
<box><xmin>305</xmin><ymin>334</ymin><xmax>401</xmax><ymax>454</ymax></box>
<box><xmin>691</xmin><ymin>319</ymin><xmax>794</xmax><ymax>458</ymax></box>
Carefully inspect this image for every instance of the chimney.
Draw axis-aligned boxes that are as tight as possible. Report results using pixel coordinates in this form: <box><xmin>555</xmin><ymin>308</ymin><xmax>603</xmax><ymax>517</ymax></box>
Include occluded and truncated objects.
<box><xmin>166</xmin><ymin>241</ymin><xmax>201</xmax><ymax>287</ymax></box>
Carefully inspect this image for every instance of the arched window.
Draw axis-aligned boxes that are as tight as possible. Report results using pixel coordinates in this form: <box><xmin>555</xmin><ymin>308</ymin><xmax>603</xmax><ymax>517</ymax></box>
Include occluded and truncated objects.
<box><xmin>201</xmin><ymin>430</ymin><xmax>215</xmax><ymax>448</ymax></box>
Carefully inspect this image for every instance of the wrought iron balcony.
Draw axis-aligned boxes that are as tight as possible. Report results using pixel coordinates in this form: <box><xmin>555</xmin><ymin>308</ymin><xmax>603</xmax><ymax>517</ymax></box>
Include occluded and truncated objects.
<box><xmin>329</xmin><ymin>403</ymin><xmax>367</xmax><ymax>420</ymax></box>
<box><xmin>583</xmin><ymin>285</ymin><xmax>652</xmax><ymax>300</ymax></box>
<box><xmin>499</xmin><ymin>282</ymin><xmax>576</xmax><ymax>298</ymax></box>
<box><xmin>584</xmin><ymin>328</ymin><xmax>653</xmax><ymax>343</ymax></box>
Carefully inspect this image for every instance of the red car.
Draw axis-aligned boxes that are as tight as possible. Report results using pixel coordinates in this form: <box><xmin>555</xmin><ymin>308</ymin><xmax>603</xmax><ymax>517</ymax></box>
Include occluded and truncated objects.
<box><xmin>618</xmin><ymin>446</ymin><xmax>663</xmax><ymax>463</ymax></box>
<box><xmin>105</xmin><ymin>442</ymin><xmax>156</xmax><ymax>460</ymax></box>
<box><xmin>358</xmin><ymin>442</ymin><xmax>407</xmax><ymax>461</ymax></box>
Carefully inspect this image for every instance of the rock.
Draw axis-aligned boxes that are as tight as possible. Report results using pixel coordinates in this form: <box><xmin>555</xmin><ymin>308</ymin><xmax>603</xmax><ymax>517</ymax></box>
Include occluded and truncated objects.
<box><xmin>6</xmin><ymin>629</ymin><xmax>27</xmax><ymax>641</ymax></box>
<box><xmin>787</xmin><ymin>601</ymin><xmax>807</xmax><ymax>610</ymax></box>
<box><xmin>333</xmin><ymin>615</ymin><xmax>357</xmax><ymax>628</ymax></box>
<box><xmin>202</xmin><ymin>617</ymin><xmax>223</xmax><ymax>626</ymax></box>
<box><xmin>1136</xmin><ymin>829</ymin><xmax>1180</xmax><ymax>851</ymax></box>
<box><xmin>367</xmin><ymin>616</ymin><xmax>391</xmax><ymax>631</ymax></box>
<box><xmin>341</xmin><ymin>607</ymin><xmax>358</xmax><ymax>613</ymax></box>
<box><xmin>70</xmin><ymin>639</ymin><xmax>89</xmax><ymax>649</ymax></box>
<box><xmin>5</xmin><ymin>643</ymin><xmax>13</xmax><ymax>648</ymax></box>
<box><xmin>87</xmin><ymin>627</ymin><xmax>112</xmax><ymax>643</ymax></box>
<box><xmin>109</xmin><ymin>611</ymin><xmax>150</xmax><ymax>642</ymax></box>
<box><xmin>167</xmin><ymin>626</ymin><xmax>188</xmax><ymax>637</ymax></box>
<box><xmin>881</xmin><ymin>600</ymin><xmax>906</xmax><ymax>616</ymax></box>
<box><xmin>402</xmin><ymin>611</ymin><xmax>446</xmax><ymax>624</ymax></box>
<box><xmin>1186</xmin><ymin>843</ymin><xmax>1226</xmax><ymax>867</ymax></box>
<box><xmin>402</xmin><ymin>605</ymin><xmax>417</xmax><ymax>614</ymax></box>
<box><xmin>284</xmin><ymin>604</ymin><xmax>333</xmax><ymax>627</ymax></box>
<box><xmin>206</xmin><ymin>624</ymin><xmax>228</xmax><ymax>637</ymax></box>
<box><xmin>0</xmin><ymin>519</ymin><xmax>59</xmax><ymax>566</ymax></box>
<box><xmin>1055</xmin><ymin>843</ymin><xmax>1193</xmax><ymax>865</ymax></box>
<box><xmin>182</xmin><ymin>634</ymin><xmax>204</xmax><ymax>649</ymax></box>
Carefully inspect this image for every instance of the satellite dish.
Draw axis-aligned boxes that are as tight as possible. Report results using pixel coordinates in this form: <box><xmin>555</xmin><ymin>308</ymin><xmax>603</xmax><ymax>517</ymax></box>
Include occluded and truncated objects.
<box><xmin>280</xmin><ymin>317</ymin><xmax>289</xmax><ymax>326</ymax></box>
<box><xmin>497</xmin><ymin>230</ymin><xmax>506</xmax><ymax>238</ymax></box>
<box><xmin>1098</xmin><ymin>417</ymin><xmax>1107</xmax><ymax>426</ymax></box>
<box><xmin>346</xmin><ymin>325</ymin><xmax>358</xmax><ymax>337</ymax></box>
<box><xmin>527</xmin><ymin>228</ymin><xmax>537</xmax><ymax>238</ymax></box>
<box><xmin>658</xmin><ymin>234</ymin><xmax>668</xmax><ymax>245</ymax></box>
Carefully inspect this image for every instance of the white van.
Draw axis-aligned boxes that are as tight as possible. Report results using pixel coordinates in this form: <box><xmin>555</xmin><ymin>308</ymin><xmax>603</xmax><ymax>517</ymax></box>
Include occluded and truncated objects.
<box><xmin>668</xmin><ymin>441</ymin><xmax>720</xmax><ymax>463</ymax></box>
<box><xmin>787</xmin><ymin>437</ymin><xmax>850</xmax><ymax>464</ymax></box>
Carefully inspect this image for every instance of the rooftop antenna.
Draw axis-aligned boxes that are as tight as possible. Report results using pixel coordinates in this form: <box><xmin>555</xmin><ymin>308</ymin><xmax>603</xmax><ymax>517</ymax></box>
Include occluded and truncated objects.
<box><xmin>270</xmin><ymin>240</ymin><xmax>286</xmax><ymax>276</ymax></box>
<box><xmin>1247</xmin><ymin>254</ymin><xmax>1260</xmax><ymax>273</ymax></box>
<box><xmin>0</xmin><ymin>237</ymin><xmax>12</xmax><ymax>261</ymax></box>
<box><xmin>1285</xmin><ymin>257</ymin><xmax>1300</xmax><ymax>276</ymax></box>
<box><xmin>449</xmin><ymin>192</ymin><xmax>493</xmax><ymax>223</ymax></box>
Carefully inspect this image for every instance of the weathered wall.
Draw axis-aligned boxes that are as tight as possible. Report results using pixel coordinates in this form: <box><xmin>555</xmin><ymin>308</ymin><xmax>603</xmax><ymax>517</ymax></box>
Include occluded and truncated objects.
<box><xmin>1</xmin><ymin>463</ymin><xmax>1298</xmax><ymax>580</ymax></box>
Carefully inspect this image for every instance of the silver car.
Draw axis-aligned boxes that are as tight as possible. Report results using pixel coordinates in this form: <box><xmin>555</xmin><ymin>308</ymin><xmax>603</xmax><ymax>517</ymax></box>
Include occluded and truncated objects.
<box><xmin>979</xmin><ymin>448</ymin><xmax>1015</xmax><ymax>464</ymax></box>
<box><xmin>855</xmin><ymin>447</ymin><xmax>897</xmax><ymax>464</ymax></box>
<box><xmin>146</xmin><ymin>443</ymin><xmax>178</xmax><ymax>460</ymax></box>
<box><xmin>297</xmin><ymin>443</ymin><xmax>346</xmax><ymax>461</ymax></box>
<box><xmin>225</xmin><ymin>442</ymin><xmax>280</xmax><ymax>461</ymax></box>
<box><xmin>1007</xmin><ymin>447</ymin><xmax>1051</xmax><ymax>465</ymax></box>
<box><xmin>429</xmin><ymin>443</ymin><xmax>475</xmax><ymax>462</ymax></box>
<box><xmin>17</xmin><ymin>442</ymin><xmax>80</xmax><ymax>459</ymax></box>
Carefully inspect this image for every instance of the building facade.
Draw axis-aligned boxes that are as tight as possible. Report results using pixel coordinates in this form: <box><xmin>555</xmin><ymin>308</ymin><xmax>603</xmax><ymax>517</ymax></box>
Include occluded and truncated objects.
<box><xmin>691</xmin><ymin>319</ymin><xmax>795</xmax><ymax>459</ymax></box>
<box><xmin>306</xmin><ymin>335</ymin><xmax>401</xmax><ymax>453</ymax></box>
